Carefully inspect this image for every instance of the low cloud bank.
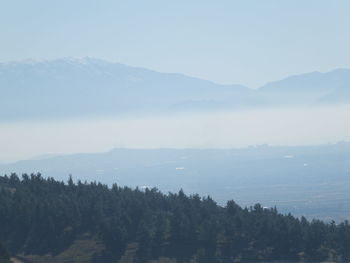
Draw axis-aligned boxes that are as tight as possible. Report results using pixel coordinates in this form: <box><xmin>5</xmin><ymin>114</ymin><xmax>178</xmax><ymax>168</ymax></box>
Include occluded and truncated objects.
<box><xmin>1</xmin><ymin>106</ymin><xmax>350</xmax><ymax>162</ymax></box>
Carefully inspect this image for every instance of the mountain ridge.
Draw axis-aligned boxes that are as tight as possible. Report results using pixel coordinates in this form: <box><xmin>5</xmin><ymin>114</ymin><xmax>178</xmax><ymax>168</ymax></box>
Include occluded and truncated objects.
<box><xmin>2</xmin><ymin>57</ymin><xmax>350</xmax><ymax>89</ymax></box>
<box><xmin>1</xmin><ymin>58</ymin><xmax>350</xmax><ymax>120</ymax></box>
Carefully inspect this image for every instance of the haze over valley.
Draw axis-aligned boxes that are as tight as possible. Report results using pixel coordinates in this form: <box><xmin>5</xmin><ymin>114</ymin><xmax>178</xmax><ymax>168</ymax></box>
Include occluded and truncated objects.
<box><xmin>1</xmin><ymin>58</ymin><xmax>350</xmax><ymax>162</ymax></box>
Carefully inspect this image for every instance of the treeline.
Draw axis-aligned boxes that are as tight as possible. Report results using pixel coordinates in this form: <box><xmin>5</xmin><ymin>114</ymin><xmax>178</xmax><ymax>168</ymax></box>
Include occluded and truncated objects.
<box><xmin>0</xmin><ymin>173</ymin><xmax>349</xmax><ymax>263</ymax></box>
<box><xmin>0</xmin><ymin>242</ymin><xmax>10</xmax><ymax>263</ymax></box>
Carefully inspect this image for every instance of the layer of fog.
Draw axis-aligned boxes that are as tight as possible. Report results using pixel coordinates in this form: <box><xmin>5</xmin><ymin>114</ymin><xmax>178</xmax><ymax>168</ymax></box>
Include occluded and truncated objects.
<box><xmin>1</xmin><ymin>106</ymin><xmax>350</xmax><ymax>162</ymax></box>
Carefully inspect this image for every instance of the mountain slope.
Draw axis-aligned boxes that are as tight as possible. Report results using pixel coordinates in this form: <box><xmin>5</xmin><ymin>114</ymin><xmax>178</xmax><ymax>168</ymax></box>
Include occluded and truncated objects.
<box><xmin>0</xmin><ymin>58</ymin><xmax>252</xmax><ymax>120</ymax></box>
<box><xmin>259</xmin><ymin>68</ymin><xmax>350</xmax><ymax>106</ymax></box>
<box><xmin>1</xmin><ymin>58</ymin><xmax>350</xmax><ymax>120</ymax></box>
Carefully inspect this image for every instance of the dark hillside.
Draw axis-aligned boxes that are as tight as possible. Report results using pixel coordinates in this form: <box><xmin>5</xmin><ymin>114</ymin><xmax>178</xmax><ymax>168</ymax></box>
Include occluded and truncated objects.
<box><xmin>0</xmin><ymin>174</ymin><xmax>349</xmax><ymax>263</ymax></box>
<box><xmin>0</xmin><ymin>242</ymin><xmax>10</xmax><ymax>263</ymax></box>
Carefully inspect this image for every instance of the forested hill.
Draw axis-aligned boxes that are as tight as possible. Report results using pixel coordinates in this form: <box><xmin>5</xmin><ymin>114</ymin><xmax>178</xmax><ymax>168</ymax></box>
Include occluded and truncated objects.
<box><xmin>0</xmin><ymin>242</ymin><xmax>10</xmax><ymax>263</ymax></box>
<box><xmin>0</xmin><ymin>174</ymin><xmax>349</xmax><ymax>263</ymax></box>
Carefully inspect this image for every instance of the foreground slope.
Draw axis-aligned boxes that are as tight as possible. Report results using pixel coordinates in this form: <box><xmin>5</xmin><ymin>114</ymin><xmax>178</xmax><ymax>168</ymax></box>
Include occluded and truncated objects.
<box><xmin>0</xmin><ymin>174</ymin><xmax>349</xmax><ymax>263</ymax></box>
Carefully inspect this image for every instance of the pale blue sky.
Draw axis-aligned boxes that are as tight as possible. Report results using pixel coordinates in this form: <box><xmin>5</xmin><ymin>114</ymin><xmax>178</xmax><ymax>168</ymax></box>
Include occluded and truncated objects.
<box><xmin>1</xmin><ymin>0</ymin><xmax>350</xmax><ymax>88</ymax></box>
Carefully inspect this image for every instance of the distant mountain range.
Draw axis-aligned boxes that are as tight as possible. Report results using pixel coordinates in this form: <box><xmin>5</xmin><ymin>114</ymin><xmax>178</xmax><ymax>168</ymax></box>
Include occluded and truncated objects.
<box><xmin>1</xmin><ymin>58</ymin><xmax>350</xmax><ymax>120</ymax></box>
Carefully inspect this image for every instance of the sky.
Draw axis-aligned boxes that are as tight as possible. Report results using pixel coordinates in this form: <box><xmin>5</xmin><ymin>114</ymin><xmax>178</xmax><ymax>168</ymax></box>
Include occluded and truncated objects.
<box><xmin>1</xmin><ymin>0</ymin><xmax>350</xmax><ymax>88</ymax></box>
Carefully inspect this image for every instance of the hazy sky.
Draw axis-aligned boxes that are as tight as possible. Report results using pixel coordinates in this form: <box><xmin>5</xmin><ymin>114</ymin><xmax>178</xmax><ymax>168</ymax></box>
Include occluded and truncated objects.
<box><xmin>1</xmin><ymin>0</ymin><xmax>350</xmax><ymax>87</ymax></box>
<box><xmin>1</xmin><ymin>107</ymin><xmax>350</xmax><ymax>162</ymax></box>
